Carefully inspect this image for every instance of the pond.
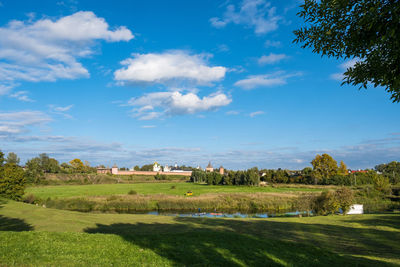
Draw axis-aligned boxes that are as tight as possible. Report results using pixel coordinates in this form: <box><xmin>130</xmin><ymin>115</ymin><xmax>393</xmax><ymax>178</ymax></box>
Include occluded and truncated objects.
<box><xmin>146</xmin><ymin>210</ymin><xmax>312</xmax><ymax>218</ymax></box>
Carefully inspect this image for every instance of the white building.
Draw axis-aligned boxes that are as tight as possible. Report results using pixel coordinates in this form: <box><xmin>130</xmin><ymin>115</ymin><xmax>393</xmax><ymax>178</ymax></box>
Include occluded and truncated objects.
<box><xmin>111</xmin><ymin>164</ymin><xmax>118</xmax><ymax>175</ymax></box>
<box><xmin>153</xmin><ymin>162</ymin><xmax>161</xmax><ymax>172</ymax></box>
<box><xmin>164</xmin><ymin>165</ymin><xmax>171</xmax><ymax>172</ymax></box>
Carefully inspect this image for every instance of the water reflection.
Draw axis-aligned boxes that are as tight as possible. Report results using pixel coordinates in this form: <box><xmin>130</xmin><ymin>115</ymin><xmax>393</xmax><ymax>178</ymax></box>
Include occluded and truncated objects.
<box><xmin>147</xmin><ymin>210</ymin><xmax>311</xmax><ymax>218</ymax></box>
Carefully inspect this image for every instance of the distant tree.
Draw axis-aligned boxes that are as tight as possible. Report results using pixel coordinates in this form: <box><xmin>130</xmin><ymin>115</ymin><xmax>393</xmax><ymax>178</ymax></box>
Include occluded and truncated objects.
<box><xmin>294</xmin><ymin>0</ymin><xmax>400</xmax><ymax>102</ymax></box>
<box><xmin>373</xmin><ymin>174</ymin><xmax>391</xmax><ymax>194</ymax></box>
<box><xmin>39</xmin><ymin>153</ymin><xmax>50</xmax><ymax>171</ymax></box>
<box><xmin>6</xmin><ymin>152</ymin><xmax>20</xmax><ymax>165</ymax></box>
<box><xmin>375</xmin><ymin>161</ymin><xmax>400</xmax><ymax>184</ymax></box>
<box><xmin>134</xmin><ymin>165</ymin><xmax>140</xmax><ymax>171</ymax></box>
<box><xmin>47</xmin><ymin>158</ymin><xmax>61</xmax><ymax>173</ymax></box>
<box><xmin>69</xmin><ymin>159</ymin><xmax>85</xmax><ymax>172</ymax></box>
<box><xmin>244</xmin><ymin>169</ymin><xmax>260</xmax><ymax>186</ymax></box>
<box><xmin>140</xmin><ymin>164</ymin><xmax>153</xmax><ymax>171</ymax></box>
<box><xmin>301</xmin><ymin>167</ymin><xmax>314</xmax><ymax>184</ymax></box>
<box><xmin>25</xmin><ymin>157</ymin><xmax>44</xmax><ymax>184</ymax></box>
<box><xmin>205</xmin><ymin>172</ymin><xmax>222</xmax><ymax>185</ymax></box>
<box><xmin>272</xmin><ymin>169</ymin><xmax>289</xmax><ymax>184</ymax></box>
<box><xmin>311</xmin><ymin>154</ymin><xmax>338</xmax><ymax>184</ymax></box>
<box><xmin>0</xmin><ymin>163</ymin><xmax>26</xmax><ymax>200</ymax></box>
<box><xmin>0</xmin><ymin>150</ymin><xmax>4</xmax><ymax>166</ymax></box>
<box><xmin>338</xmin><ymin>161</ymin><xmax>348</xmax><ymax>176</ymax></box>
<box><xmin>190</xmin><ymin>169</ymin><xmax>206</xmax><ymax>183</ymax></box>
<box><xmin>60</xmin><ymin>162</ymin><xmax>73</xmax><ymax>173</ymax></box>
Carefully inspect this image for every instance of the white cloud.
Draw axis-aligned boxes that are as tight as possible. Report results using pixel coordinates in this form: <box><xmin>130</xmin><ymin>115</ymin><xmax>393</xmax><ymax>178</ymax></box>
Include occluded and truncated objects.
<box><xmin>127</xmin><ymin>91</ymin><xmax>232</xmax><ymax>120</ymax></box>
<box><xmin>258</xmin><ymin>53</ymin><xmax>288</xmax><ymax>65</ymax></box>
<box><xmin>9</xmin><ymin>91</ymin><xmax>34</xmax><ymax>102</ymax></box>
<box><xmin>141</xmin><ymin>125</ymin><xmax>156</xmax><ymax>128</ymax></box>
<box><xmin>52</xmin><ymin>104</ymin><xmax>74</xmax><ymax>112</ymax></box>
<box><xmin>331</xmin><ymin>58</ymin><xmax>359</xmax><ymax>81</ymax></box>
<box><xmin>235</xmin><ymin>71</ymin><xmax>301</xmax><ymax>90</ymax></box>
<box><xmin>249</xmin><ymin>111</ymin><xmax>264</xmax><ymax>117</ymax></box>
<box><xmin>217</xmin><ymin>44</ymin><xmax>230</xmax><ymax>52</ymax></box>
<box><xmin>226</xmin><ymin>110</ymin><xmax>239</xmax><ymax>115</ymax></box>
<box><xmin>0</xmin><ymin>84</ymin><xmax>15</xmax><ymax>95</ymax></box>
<box><xmin>0</xmin><ymin>11</ymin><xmax>133</xmax><ymax>90</ymax></box>
<box><xmin>49</xmin><ymin>104</ymin><xmax>74</xmax><ymax>119</ymax></box>
<box><xmin>114</xmin><ymin>51</ymin><xmax>226</xmax><ymax>86</ymax></box>
<box><xmin>0</xmin><ymin>111</ymin><xmax>51</xmax><ymax>135</ymax></box>
<box><xmin>210</xmin><ymin>0</ymin><xmax>282</xmax><ymax>35</ymax></box>
<box><xmin>264</xmin><ymin>40</ymin><xmax>281</xmax><ymax>48</ymax></box>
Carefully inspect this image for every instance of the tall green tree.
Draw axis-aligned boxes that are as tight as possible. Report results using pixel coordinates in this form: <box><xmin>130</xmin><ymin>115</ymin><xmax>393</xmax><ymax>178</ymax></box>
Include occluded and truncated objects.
<box><xmin>311</xmin><ymin>154</ymin><xmax>338</xmax><ymax>183</ymax></box>
<box><xmin>294</xmin><ymin>0</ymin><xmax>400</xmax><ymax>102</ymax></box>
<box><xmin>0</xmin><ymin>163</ymin><xmax>26</xmax><ymax>200</ymax></box>
<box><xmin>6</xmin><ymin>152</ymin><xmax>20</xmax><ymax>165</ymax></box>
<box><xmin>25</xmin><ymin>157</ymin><xmax>44</xmax><ymax>184</ymax></box>
<box><xmin>0</xmin><ymin>150</ymin><xmax>4</xmax><ymax>167</ymax></box>
<box><xmin>338</xmin><ymin>161</ymin><xmax>348</xmax><ymax>176</ymax></box>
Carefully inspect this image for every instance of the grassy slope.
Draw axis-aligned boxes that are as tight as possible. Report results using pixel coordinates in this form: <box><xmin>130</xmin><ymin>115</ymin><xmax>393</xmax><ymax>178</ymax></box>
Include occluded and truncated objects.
<box><xmin>26</xmin><ymin>182</ymin><xmax>322</xmax><ymax>199</ymax></box>
<box><xmin>1</xmin><ymin>199</ymin><xmax>399</xmax><ymax>266</ymax></box>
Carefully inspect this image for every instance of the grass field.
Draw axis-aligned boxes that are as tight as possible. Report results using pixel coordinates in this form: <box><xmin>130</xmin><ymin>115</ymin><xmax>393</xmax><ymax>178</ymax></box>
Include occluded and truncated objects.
<box><xmin>1</xmin><ymin>198</ymin><xmax>399</xmax><ymax>266</ymax></box>
<box><xmin>26</xmin><ymin>182</ymin><xmax>324</xmax><ymax>199</ymax></box>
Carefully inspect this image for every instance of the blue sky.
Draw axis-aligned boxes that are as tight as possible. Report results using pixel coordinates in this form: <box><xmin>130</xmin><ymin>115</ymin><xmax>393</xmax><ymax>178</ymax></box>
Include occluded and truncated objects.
<box><xmin>0</xmin><ymin>0</ymin><xmax>399</xmax><ymax>170</ymax></box>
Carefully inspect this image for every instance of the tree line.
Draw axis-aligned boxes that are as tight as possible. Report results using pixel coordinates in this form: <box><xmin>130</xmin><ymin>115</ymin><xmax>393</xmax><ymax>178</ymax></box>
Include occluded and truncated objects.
<box><xmin>190</xmin><ymin>154</ymin><xmax>397</xmax><ymax>189</ymax></box>
<box><xmin>0</xmin><ymin>150</ymin><xmax>97</xmax><ymax>200</ymax></box>
<box><xmin>191</xmin><ymin>169</ymin><xmax>259</xmax><ymax>186</ymax></box>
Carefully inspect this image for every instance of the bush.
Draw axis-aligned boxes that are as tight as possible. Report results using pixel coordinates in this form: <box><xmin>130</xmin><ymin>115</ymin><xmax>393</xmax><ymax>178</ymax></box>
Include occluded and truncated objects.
<box><xmin>22</xmin><ymin>194</ymin><xmax>37</xmax><ymax>204</ymax></box>
<box><xmin>154</xmin><ymin>173</ymin><xmax>167</xmax><ymax>180</ymax></box>
<box><xmin>128</xmin><ymin>190</ymin><xmax>137</xmax><ymax>195</ymax></box>
<box><xmin>373</xmin><ymin>175</ymin><xmax>391</xmax><ymax>194</ymax></box>
<box><xmin>0</xmin><ymin>163</ymin><xmax>26</xmax><ymax>200</ymax></box>
<box><xmin>312</xmin><ymin>187</ymin><xmax>354</xmax><ymax>215</ymax></box>
<box><xmin>170</xmin><ymin>185</ymin><xmax>176</xmax><ymax>189</ymax></box>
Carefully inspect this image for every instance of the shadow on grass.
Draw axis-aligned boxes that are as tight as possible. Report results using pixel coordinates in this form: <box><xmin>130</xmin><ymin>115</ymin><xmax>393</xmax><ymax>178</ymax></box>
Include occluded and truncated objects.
<box><xmin>347</xmin><ymin>214</ymin><xmax>400</xmax><ymax>230</ymax></box>
<box><xmin>0</xmin><ymin>198</ymin><xmax>34</xmax><ymax>231</ymax></box>
<box><xmin>84</xmin><ymin>216</ymin><xmax>399</xmax><ymax>266</ymax></box>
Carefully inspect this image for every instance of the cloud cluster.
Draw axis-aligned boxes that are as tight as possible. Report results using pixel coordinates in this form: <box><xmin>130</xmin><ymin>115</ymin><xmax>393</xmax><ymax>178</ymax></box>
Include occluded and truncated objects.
<box><xmin>49</xmin><ymin>104</ymin><xmax>74</xmax><ymax>119</ymax></box>
<box><xmin>127</xmin><ymin>91</ymin><xmax>232</xmax><ymax>120</ymax></box>
<box><xmin>0</xmin><ymin>111</ymin><xmax>51</xmax><ymax>136</ymax></box>
<box><xmin>258</xmin><ymin>53</ymin><xmax>287</xmax><ymax>65</ymax></box>
<box><xmin>264</xmin><ymin>40</ymin><xmax>281</xmax><ymax>48</ymax></box>
<box><xmin>9</xmin><ymin>90</ymin><xmax>34</xmax><ymax>102</ymax></box>
<box><xmin>114</xmin><ymin>51</ymin><xmax>226</xmax><ymax>86</ymax></box>
<box><xmin>249</xmin><ymin>111</ymin><xmax>264</xmax><ymax>117</ymax></box>
<box><xmin>0</xmin><ymin>11</ymin><xmax>133</xmax><ymax>91</ymax></box>
<box><xmin>210</xmin><ymin>0</ymin><xmax>281</xmax><ymax>35</ymax></box>
<box><xmin>235</xmin><ymin>71</ymin><xmax>301</xmax><ymax>90</ymax></box>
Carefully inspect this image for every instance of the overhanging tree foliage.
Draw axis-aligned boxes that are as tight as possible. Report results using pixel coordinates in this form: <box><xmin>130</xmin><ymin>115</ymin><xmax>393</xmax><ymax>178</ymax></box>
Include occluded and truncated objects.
<box><xmin>294</xmin><ymin>0</ymin><xmax>400</xmax><ymax>102</ymax></box>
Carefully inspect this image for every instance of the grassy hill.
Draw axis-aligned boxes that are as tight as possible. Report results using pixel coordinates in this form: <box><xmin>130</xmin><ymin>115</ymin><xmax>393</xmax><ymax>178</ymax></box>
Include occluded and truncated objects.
<box><xmin>25</xmin><ymin>182</ymin><xmax>324</xmax><ymax>199</ymax></box>
<box><xmin>1</xmin><ymin>198</ymin><xmax>399</xmax><ymax>266</ymax></box>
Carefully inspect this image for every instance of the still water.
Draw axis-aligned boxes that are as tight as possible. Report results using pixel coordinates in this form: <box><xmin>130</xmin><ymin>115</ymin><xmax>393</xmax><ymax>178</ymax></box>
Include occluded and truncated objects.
<box><xmin>146</xmin><ymin>210</ymin><xmax>311</xmax><ymax>218</ymax></box>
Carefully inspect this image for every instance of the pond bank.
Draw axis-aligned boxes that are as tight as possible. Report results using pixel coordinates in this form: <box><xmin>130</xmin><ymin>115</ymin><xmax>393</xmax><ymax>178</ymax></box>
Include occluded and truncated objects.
<box><xmin>36</xmin><ymin>193</ymin><xmax>305</xmax><ymax>214</ymax></box>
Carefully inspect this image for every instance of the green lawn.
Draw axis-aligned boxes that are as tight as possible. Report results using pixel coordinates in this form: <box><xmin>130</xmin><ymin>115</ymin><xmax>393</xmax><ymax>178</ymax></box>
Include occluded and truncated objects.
<box><xmin>26</xmin><ymin>182</ymin><xmax>323</xmax><ymax>199</ymax></box>
<box><xmin>1</xmin><ymin>199</ymin><xmax>399</xmax><ymax>266</ymax></box>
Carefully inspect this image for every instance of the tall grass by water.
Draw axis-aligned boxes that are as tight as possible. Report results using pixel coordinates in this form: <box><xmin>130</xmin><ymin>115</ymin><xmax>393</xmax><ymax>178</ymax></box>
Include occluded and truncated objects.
<box><xmin>42</xmin><ymin>193</ymin><xmax>300</xmax><ymax>213</ymax></box>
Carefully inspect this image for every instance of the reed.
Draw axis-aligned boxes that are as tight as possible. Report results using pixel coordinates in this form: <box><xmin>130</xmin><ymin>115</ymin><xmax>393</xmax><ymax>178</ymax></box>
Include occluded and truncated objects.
<box><xmin>43</xmin><ymin>193</ymin><xmax>299</xmax><ymax>213</ymax></box>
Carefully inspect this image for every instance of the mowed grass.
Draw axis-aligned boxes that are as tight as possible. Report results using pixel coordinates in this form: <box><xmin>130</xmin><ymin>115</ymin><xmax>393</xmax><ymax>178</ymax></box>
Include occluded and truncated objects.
<box><xmin>1</xmin><ymin>199</ymin><xmax>400</xmax><ymax>266</ymax></box>
<box><xmin>26</xmin><ymin>182</ymin><xmax>323</xmax><ymax>199</ymax></box>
